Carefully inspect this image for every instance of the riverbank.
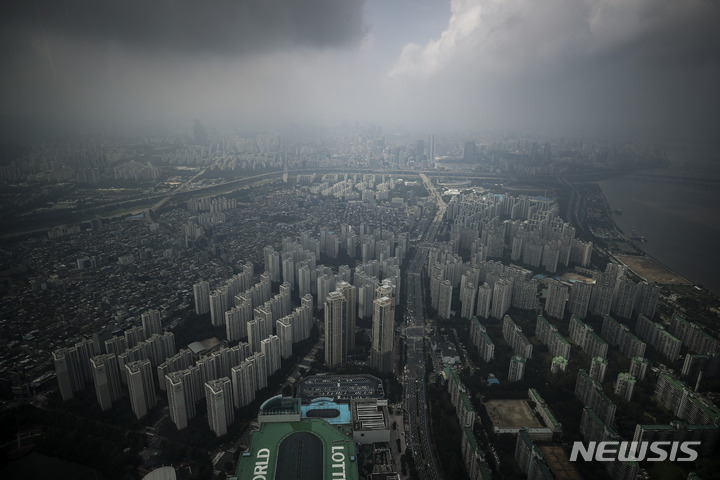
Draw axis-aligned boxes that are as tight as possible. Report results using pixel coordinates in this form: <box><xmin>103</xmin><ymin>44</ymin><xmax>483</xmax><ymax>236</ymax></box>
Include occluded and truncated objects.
<box><xmin>597</xmin><ymin>176</ymin><xmax>720</xmax><ymax>297</ymax></box>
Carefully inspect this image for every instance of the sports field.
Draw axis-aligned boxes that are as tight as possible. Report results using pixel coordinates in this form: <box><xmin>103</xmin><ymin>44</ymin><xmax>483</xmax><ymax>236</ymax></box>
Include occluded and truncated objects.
<box><xmin>485</xmin><ymin>399</ymin><xmax>541</xmax><ymax>428</ymax></box>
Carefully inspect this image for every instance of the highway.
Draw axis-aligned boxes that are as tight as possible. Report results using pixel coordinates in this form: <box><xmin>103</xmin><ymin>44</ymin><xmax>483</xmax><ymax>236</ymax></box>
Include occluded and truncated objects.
<box><xmin>402</xmin><ymin>173</ymin><xmax>444</xmax><ymax>480</ymax></box>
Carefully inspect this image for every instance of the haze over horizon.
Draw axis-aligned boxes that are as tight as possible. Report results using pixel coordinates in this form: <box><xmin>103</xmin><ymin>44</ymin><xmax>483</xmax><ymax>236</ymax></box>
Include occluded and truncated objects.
<box><xmin>2</xmin><ymin>0</ymin><xmax>719</xmax><ymax>142</ymax></box>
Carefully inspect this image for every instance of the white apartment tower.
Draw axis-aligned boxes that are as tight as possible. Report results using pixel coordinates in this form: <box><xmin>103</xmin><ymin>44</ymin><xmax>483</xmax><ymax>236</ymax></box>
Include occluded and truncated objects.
<box><xmin>206</xmin><ymin>377</ymin><xmax>234</xmax><ymax>437</ymax></box>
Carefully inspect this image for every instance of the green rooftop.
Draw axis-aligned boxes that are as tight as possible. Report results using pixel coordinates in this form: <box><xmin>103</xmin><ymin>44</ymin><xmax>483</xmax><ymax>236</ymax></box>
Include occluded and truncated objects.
<box><xmin>236</xmin><ymin>418</ymin><xmax>358</xmax><ymax>480</ymax></box>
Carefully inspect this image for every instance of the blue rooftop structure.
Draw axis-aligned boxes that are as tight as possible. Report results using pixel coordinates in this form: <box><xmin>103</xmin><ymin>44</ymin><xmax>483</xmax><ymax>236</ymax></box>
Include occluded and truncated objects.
<box><xmin>300</xmin><ymin>398</ymin><xmax>351</xmax><ymax>425</ymax></box>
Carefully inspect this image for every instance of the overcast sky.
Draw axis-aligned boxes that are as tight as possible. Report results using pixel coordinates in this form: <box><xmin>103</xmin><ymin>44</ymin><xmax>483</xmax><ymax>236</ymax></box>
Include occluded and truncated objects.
<box><xmin>2</xmin><ymin>0</ymin><xmax>719</xmax><ymax>142</ymax></box>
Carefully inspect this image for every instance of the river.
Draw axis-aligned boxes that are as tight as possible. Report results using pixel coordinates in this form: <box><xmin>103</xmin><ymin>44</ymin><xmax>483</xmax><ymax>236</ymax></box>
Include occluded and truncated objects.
<box><xmin>597</xmin><ymin>146</ymin><xmax>720</xmax><ymax>296</ymax></box>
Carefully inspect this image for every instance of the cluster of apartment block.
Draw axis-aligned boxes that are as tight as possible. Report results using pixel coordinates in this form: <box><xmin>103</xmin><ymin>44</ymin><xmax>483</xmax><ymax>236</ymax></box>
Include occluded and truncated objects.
<box><xmin>544</xmin><ymin>263</ymin><xmax>660</xmax><ymax>323</ymax></box>
<box><xmin>535</xmin><ymin>315</ymin><xmax>571</xmax><ymax>359</ymax></box>
<box><xmin>445</xmin><ymin>368</ymin><xmax>492</xmax><ymax>480</ymax></box>
<box><xmin>514</xmin><ymin>428</ymin><xmax>555</xmax><ymax>480</ymax></box>
<box><xmin>569</xmin><ymin>315</ymin><xmax>608</xmax><ymax>359</ymax></box>
<box><xmin>469</xmin><ymin>317</ymin><xmax>495</xmax><ymax>363</ymax></box>
<box><xmin>654</xmin><ymin>372</ymin><xmax>720</xmax><ymax>426</ymax></box>
<box><xmin>53</xmin><ymin>309</ymin><xmax>173</xmax><ymax>408</ymax></box>
<box><xmin>574</xmin><ymin>369</ymin><xmax>617</xmax><ymax>426</ymax></box>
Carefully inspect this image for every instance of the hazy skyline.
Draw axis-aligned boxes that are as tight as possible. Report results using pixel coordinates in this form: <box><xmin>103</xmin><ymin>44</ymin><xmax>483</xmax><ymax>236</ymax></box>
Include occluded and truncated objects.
<box><xmin>2</xmin><ymin>0</ymin><xmax>719</xmax><ymax>142</ymax></box>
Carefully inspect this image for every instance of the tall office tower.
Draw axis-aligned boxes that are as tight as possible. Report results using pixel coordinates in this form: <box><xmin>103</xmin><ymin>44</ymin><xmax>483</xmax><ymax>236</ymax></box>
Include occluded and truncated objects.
<box><xmin>475</xmin><ymin>283</ymin><xmax>492</xmax><ymax>319</ymax></box>
<box><xmin>90</xmin><ymin>354</ymin><xmax>122</xmax><ymax>411</ymax></box>
<box><xmin>324</xmin><ymin>291</ymin><xmax>347</xmax><ymax>367</ymax></box>
<box><xmin>614</xmin><ymin>373</ymin><xmax>636</xmax><ymax>401</ymax></box>
<box><xmin>264</xmin><ymin>247</ymin><xmax>282</xmax><ymax>283</ymax></box>
<box><xmin>126</xmin><ymin>359</ymin><xmax>156</xmax><ymax>420</ymax></box>
<box><xmin>336</xmin><ymin>281</ymin><xmax>357</xmax><ymax>354</ymax></box>
<box><xmin>589</xmin><ymin>356</ymin><xmax>608</xmax><ymax>383</ymax></box>
<box><xmin>141</xmin><ymin>310</ymin><xmax>163</xmax><ymax>337</ymax></box>
<box><xmin>545</xmin><ymin>280</ymin><xmax>569</xmax><ymax>320</ymax></box>
<box><xmin>206</xmin><ymin>377</ymin><xmax>234</xmax><ymax>437</ymax></box>
<box><xmin>261</xmin><ymin>335</ymin><xmax>281</xmax><ymax>376</ymax></box>
<box><xmin>490</xmin><ymin>278</ymin><xmax>513</xmax><ymax>319</ymax></box>
<box><xmin>460</xmin><ymin>282</ymin><xmax>477</xmax><ymax>320</ymax></box>
<box><xmin>231</xmin><ymin>361</ymin><xmax>256</xmax><ymax>408</ymax></box>
<box><xmin>371</xmin><ymin>295</ymin><xmax>395</xmax><ymax>373</ymax></box>
<box><xmin>612</xmin><ymin>277</ymin><xmax>637</xmax><ymax>319</ymax></box>
<box><xmin>193</xmin><ymin>280</ymin><xmax>211</xmax><ymax>315</ymax></box>
<box><xmin>635</xmin><ymin>282</ymin><xmax>660</xmax><ymax>318</ymax></box>
<box><xmin>166</xmin><ymin>372</ymin><xmax>191</xmax><ymax>430</ymax></box>
<box><xmin>249</xmin><ymin>352</ymin><xmax>268</xmax><ymax>391</ymax></box>
<box><xmin>508</xmin><ymin>355</ymin><xmax>526</xmax><ymax>382</ymax></box>
<box><xmin>276</xmin><ymin>319</ymin><xmax>293</xmax><ymax>359</ymax></box>
<box><xmin>630</xmin><ymin>356</ymin><xmax>648</xmax><ymax>381</ymax></box>
<box><xmin>438</xmin><ymin>279</ymin><xmax>453</xmax><ymax>320</ymax></box>
<box><xmin>430</xmin><ymin>134</ymin><xmax>435</xmax><ymax>163</ymax></box>
<box><xmin>53</xmin><ymin>347</ymin><xmax>83</xmax><ymax>401</ymax></box>
<box><xmin>568</xmin><ymin>281</ymin><xmax>593</xmax><ymax>319</ymax></box>
<box><xmin>247</xmin><ymin>319</ymin><xmax>261</xmax><ymax>353</ymax></box>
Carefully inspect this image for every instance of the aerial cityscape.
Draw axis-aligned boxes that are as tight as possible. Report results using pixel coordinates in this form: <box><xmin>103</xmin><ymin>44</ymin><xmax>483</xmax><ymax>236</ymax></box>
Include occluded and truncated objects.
<box><xmin>1</xmin><ymin>2</ymin><xmax>719</xmax><ymax>480</ymax></box>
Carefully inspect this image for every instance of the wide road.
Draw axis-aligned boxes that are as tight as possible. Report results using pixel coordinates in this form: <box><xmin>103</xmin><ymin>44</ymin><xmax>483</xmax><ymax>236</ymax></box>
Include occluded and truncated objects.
<box><xmin>402</xmin><ymin>172</ymin><xmax>444</xmax><ymax>480</ymax></box>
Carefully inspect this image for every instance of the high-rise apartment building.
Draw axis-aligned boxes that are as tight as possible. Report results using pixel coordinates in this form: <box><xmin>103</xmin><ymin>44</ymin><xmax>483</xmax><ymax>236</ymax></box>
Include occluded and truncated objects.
<box><xmin>206</xmin><ymin>377</ymin><xmax>234</xmax><ymax>437</ymax></box>
<box><xmin>614</xmin><ymin>372</ymin><xmax>636</xmax><ymax>401</ymax></box>
<box><xmin>53</xmin><ymin>347</ymin><xmax>84</xmax><ymax>401</ymax></box>
<box><xmin>568</xmin><ymin>281</ymin><xmax>593</xmax><ymax>319</ymax></box>
<box><xmin>475</xmin><ymin>283</ymin><xmax>492</xmax><ymax>319</ymax></box>
<box><xmin>324</xmin><ymin>291</ymin><xmax>347</xmax><ymax>367</ymax></box>
<box><xmin>166</xmin><ymin>371</ymin><xmax>191</xmax><ymax>430</ymax></box>
<box><xmin>438</xmin><ymin>279</ymin><xmax>453</xmax><ymax>320</ymax></box>
<box><xmin>126</xmin><ymin>359</ymin><xmax>156</xmax><ymax>420</ymax></box>
<box><xmin>491</xmin><ymin>278</ymin><xmax>513</xmax><ymax>319</ymax></box>
<box><xmin>193</xmin><ymin>280</ymin><xmax>210</xmax><ymax>315</ymax></box>
<box><xmin>469</xmin><ymin>317</ymin><xmax>495</xmax><ymax>363</ymax></box>
<box><xmin>336</xmin><ymin>281</ymin><xmax>357</xmax><ymax>354</ymax></box>
<box><xmin>141</xmin><ymin>310</ymin><xmax>163</xmax><ymax>337</ymax></box>
<box><xmin>371</xmin><ymin>295</ymin><xmax>395</xmax><ymax>373</ymax></box>
<box><xmin>261</xmin><ymin>335</ymin><xmax>281</xmax><ymax>376</ymax></box>
<box><xmin>545</xmin><ymin>280</ymin><xmax>568</xmax><ymax>320</ymax></box>
<box><xmin>231</xmin><ymin>360</ymin><xmax>256</xmax><ymax>409</ymax></box>
<box><xmin>90</xmin><ymin>354</ymin><xmax>122</xmax><ymax>411</ymax></box>
<box><xmin>508</xmin><ymin>355</ymin><xmax>527</xmax><ymax>382</ymax></box>
<box><xmin>589</xmin><ymin>356</ymin><xmax>608</xmax><ymax>383</ymax></box>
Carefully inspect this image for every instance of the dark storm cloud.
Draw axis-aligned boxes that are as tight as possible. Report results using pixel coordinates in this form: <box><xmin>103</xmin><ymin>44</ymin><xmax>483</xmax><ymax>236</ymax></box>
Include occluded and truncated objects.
<box><xmin>388</xmin><ymin>0</ymin><xmax>720</xmax><ymax>142</ymax></box>
<box><xmin>2</xmin><ymin>0</ymin><xmax>366</xmax><ymax>55</ymax></box>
